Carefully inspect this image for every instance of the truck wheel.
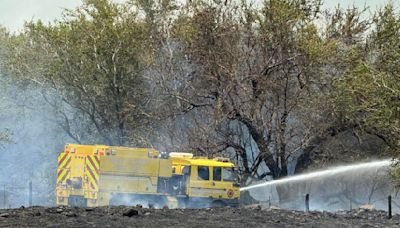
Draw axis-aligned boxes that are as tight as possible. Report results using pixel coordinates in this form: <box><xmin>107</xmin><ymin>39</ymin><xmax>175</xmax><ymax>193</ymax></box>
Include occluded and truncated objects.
<box><xmin>211</xmin><ymin>200</ymin><xmax>226</xmax><ymax>208</ymax></box>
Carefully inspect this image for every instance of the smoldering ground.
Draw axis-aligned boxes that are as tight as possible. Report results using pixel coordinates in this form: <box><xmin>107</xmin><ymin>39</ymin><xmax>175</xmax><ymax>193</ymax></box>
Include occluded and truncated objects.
<box><xmin>2</xmin><ymin>205</ymin><xmax>400</xmax><ymax>227</ymax></box>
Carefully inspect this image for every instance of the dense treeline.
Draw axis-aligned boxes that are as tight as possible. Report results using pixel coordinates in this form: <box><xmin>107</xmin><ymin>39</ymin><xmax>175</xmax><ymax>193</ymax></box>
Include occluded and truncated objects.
<box><xmin>0</xmin><ymin>0</ymin><xmax>399</xmax><ymax>185</ymax></box>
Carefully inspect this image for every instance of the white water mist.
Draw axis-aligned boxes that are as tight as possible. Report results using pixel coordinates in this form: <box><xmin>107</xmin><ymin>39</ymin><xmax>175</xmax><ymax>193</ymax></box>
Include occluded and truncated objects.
<box><xmin>241</xmin><ymin>160</ymin><xmax>392</xmax><ymax>191</ymax></box>
<box><xmin>242</xmin><ymin>160</ymin><xmax>398</xmax><ymax>212</ymax></box>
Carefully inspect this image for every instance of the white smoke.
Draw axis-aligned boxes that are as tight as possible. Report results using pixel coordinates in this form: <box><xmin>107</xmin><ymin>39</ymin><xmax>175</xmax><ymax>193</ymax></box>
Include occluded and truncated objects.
<box><xmin>0</xmin><ymin>79</ymin><xmax>71</xmax><ymax>208</ymax></box>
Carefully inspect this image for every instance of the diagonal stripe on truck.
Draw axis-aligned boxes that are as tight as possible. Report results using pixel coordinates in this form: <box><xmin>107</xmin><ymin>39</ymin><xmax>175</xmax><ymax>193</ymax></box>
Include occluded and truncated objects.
<box><xmin>58</xmin><ymin>153</ymin><xmax>68</xmax><ymax>166</ymax></box>
<box><xmin>86</xmin><ymin>155</ymin><xmax>99</xmax><ymax>190</ymax></box>
<box><xmin>57</xmin><ymin>155</ymin><xmax>71</xmax><ymax>184</ymax></box>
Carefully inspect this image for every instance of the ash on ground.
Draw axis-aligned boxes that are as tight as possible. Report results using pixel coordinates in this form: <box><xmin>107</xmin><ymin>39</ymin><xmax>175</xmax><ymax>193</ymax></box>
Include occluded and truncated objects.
<box><xmin>1</xmin><ymin>205</ymin><xmax>399</xmax><ymax>228</ymax></box>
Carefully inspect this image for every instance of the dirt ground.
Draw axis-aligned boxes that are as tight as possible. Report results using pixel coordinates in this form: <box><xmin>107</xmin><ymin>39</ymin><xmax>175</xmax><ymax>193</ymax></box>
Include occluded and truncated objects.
<box><xmin>0</xmin><ymin>205</ymin><xmax>399</xmax><ymax>228</ymax></box>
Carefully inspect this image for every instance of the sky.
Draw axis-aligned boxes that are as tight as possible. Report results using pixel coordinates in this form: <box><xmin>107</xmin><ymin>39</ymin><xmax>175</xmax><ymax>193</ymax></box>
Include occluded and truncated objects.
<box><xmin>0</xmin><ymin>0</ymin><xmax>82</xmax><ymax>32</ymax></box>
<box><xmin>0</xmin><ymin>0</ymin><xmax>397</xmax><ymax>32</ymax></box>
<box><xmin>324</xmin><ymin>0</ymin><xmax>391</xmax><ymax>10</ymax></box>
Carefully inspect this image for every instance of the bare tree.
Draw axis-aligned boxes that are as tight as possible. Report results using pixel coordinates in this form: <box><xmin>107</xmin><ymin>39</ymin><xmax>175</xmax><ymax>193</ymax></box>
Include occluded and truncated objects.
<box><xmin>152</xmin><ymin>0</ymin><xmax>335</xmax><ymax>185</ymax></box>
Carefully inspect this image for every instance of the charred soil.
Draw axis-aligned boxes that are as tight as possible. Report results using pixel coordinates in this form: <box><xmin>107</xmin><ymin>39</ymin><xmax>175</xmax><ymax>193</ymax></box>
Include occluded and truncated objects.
<box><xmin>0</xmin><ymin>206</ymin><xmax>399</xmax><ymax>227</ymax></box>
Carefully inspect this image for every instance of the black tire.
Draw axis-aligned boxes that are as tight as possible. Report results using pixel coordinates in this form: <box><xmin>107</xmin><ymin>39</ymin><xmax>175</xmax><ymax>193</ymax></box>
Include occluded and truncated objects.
<box><xmin>211</xmin><ymin>200</ymin><xmax>227</xmax><ymax>208</ymax></box>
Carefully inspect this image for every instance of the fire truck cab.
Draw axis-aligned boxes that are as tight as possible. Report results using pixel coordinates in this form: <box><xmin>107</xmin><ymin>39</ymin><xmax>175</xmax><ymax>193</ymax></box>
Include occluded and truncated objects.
<box><xmin>168</xmin><ymin>153</ymin><xmax>240</xmax><ymax>207</ymax></box>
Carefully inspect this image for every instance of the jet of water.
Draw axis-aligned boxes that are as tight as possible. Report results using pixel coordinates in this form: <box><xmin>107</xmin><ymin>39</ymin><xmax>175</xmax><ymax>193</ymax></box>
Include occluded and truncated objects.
<box><xmin>240</xmin><ymin>159</ymin><xmax>392</xmax><ymax>191</ymax></box>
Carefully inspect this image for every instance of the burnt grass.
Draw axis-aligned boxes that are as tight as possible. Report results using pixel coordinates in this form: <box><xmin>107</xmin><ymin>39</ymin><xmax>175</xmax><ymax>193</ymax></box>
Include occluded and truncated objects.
<box><xmin>0</xmin><ymin>205</ymin><xmax>399</xmax><ymax>228</ymax></box>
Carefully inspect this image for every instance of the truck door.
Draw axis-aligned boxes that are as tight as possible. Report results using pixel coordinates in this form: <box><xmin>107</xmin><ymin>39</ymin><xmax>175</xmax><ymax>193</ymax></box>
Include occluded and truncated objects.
<box><xmin>210</xmin><ymin>167</ymin><xmax>237</xmax><ymax>200</ymax></box>
<box><xmin>181</xmin><ymin>166</ymin><xmax>190</xmax><ymax>195</ymax></box>
<box><xmin>187</xmin><ymin>165</ymin><xmax>211</xmax><ymax>198</ymax></box>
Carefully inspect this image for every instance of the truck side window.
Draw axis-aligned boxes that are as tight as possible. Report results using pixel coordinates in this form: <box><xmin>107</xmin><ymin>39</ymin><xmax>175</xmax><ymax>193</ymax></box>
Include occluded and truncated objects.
<box><xmin>213</xmin><ymin>167</ymin><xmax>221</xmax><ymax>181</ymax></box>
<box><xmin>183</xmin><ymin>166</ymin><xmax>190</xmax><ymax>175</ymax></box>
<box><xmin>223</xmin><ymin>168</ymin><xmax>235</xmax><ymax>181</ymax></box>
<box><xmin>197</xmin><ymin>166</ymin><xmax>209</xmax><ymax>180</ymax></box>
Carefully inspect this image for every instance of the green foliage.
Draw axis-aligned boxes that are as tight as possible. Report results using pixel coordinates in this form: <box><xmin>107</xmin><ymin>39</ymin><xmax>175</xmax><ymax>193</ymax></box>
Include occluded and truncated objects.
<box><xmin>332</xmin><ymin>3</ymin><xmax>400</xmax><ymax>155</ymax></box>
<box><xmin>2</xmin><ymin>0</ymin><xmax>161</xmax><ymax>146</ymax></box>
<box><xmin>334</xmin><ymin>63</ymin><xmax>399</xmax><ymax>129</ymax></box>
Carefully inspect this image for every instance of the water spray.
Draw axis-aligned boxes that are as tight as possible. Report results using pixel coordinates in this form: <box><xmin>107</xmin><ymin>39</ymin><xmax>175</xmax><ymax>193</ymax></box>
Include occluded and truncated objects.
<box><xmin>240</xmin><ymin>159</ymin><xmax>392</xmax><ymax>191</ymax></box>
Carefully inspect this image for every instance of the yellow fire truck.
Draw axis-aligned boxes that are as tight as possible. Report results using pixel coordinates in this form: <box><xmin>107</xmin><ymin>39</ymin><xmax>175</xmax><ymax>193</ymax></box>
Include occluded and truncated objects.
<box><xmin>56</xmin><ymin>144</ymin><xmax>240</xmax><ymax>208</ymax></box>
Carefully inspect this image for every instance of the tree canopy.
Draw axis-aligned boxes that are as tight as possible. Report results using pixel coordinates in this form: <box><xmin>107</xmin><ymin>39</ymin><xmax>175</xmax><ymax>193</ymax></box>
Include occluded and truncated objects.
<box><xmin>0</xmin><ymin>0</ymin><xmax>398</xmax><ymax>186</ymax></box>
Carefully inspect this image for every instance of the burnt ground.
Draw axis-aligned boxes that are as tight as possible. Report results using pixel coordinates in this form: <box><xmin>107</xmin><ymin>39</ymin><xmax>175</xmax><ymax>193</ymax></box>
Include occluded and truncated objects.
<box><xmin>0</xmin><ymin>206</ymin><xmax>399</xmax><ymax>228</ymax></box>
